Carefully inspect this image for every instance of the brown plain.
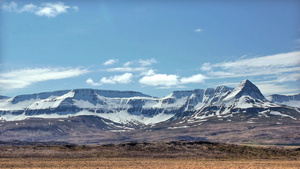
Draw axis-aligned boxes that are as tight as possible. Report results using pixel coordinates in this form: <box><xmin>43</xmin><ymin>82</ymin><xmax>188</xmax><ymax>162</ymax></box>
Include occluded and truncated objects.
<box><xmin>1</xmin><ymin>158</ymin><xmax>300</xmax><ymax>169</ymax></box>
<box><xmin>1</xmin><ymin>141</ymin><xmax>299</xmax><ymax>169</ymax></box>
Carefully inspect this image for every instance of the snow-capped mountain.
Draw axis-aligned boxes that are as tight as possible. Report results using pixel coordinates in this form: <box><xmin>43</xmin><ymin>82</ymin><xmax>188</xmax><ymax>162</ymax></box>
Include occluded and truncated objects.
<box><xmin>0</xmin><ymin>87</ymin><xmax>234</xmax><ymax>124</ymax></box>
<box><xmin>223</xmin><ymin>80</ymin><xmax>266</xmax><ymax>101</ymax></box>
<box><xmin>0</xmin><ymin>80</ymin><xmax>299</xmax><ymax>125</ymax></box>
<box><xmin>0</xmin><ymin>80</ymin><xmax>299</xmax><ymax>145</ymax></box>
<box><xmin>267</xmin><ymin>93</ymin><xmax>300</xmax><ymax>108</ymax></box>
<box><xmin>189</xmin><ymin>80</ymin><xmax>286</xmax><ymax>122</ymax></box>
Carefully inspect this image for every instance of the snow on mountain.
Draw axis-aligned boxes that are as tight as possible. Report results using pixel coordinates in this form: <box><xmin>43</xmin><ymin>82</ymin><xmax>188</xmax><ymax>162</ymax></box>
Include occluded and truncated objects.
<box><xmin>190</xmin><ymin>80</ymin><xmax>294</xmax><ymax>122</ymax></box>
<box><xmin>220</xmin><ymin>79</ymin><xmax>276</xmax><ymax>109</ymax></box>
<box><xmin>202</xmin><ymin>86</ymin><xmax>232</xmax><ymax>105</ymax></box>
<box><xmin>0</xmin><ymin>90</ymin><xmax>71</xmax><ymax>111</ymax></box>
<box><xmin>0</xmin><ymin>89</ymin><xmax>175</xmax><ymax>124</ymax></box>
<box><xmin>0</xmin><ymin>80</ymin><xmax>299</xmax><ymax>125</ymax></box>
<box><xmin>223</xmin><ymin>80</ymin><xmax>265</xmax><ymax>101</ymax></box>
<box><xmin>267</xmin><ymin>93</ymin><xmax>300</xmax><ymax>108</ymax></box>
<box><xmin>0</xmin><ymin>87</ymin><xmax>228</xmax><ymax>123</ymax></box>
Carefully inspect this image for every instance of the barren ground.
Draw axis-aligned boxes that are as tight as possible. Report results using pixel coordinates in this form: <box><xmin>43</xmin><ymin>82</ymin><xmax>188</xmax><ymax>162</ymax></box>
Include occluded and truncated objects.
<box><xmin>0</xmin><ymin>141</ymin><xmax>299</xmax><ymax>168</ymax></box>
<box><xmin>1</xmin><ymin>158</ymin><xmax>300</xmax><ymax>169</ymax></box>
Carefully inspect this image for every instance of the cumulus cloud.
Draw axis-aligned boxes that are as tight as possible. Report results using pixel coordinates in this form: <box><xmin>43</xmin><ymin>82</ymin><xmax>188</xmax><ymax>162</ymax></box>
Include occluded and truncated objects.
<box><xmin>103</xmin><ymin>58</ymin><xmax>157</xmax><ymax>74</ymax></box>
<box><xmin>35</xmin><ymin>2</ymin><xmax>70</xmax><ymax>17</ymax></box>
<box><xmin>139</xmin><ymin>69</ymin><xmax>156</xmax><ymax>76</ymax></box>
<box><xmin>139</xmin><ymin>74</ymin><xmax>179</xmax><ymax>87</ymax></box>
<box><xmin>19</xmin><ymin>3</ymin><xmax>38</xmax><ymax>13</ymax></box>
<box><xmin>138</xmin><ymin>58</ymin><xmax>157</xmax><ymax>66</ymax></box>
<box><xmin>103</xmin><ymin>59</ymin><xmax>119</xmax><ymax>66</ymax></box>
<box><xmin>86</xmin><ymin>78</ymin><xmax>101</xmax><ymax>86</ymax></box>
<box><xmin>1</xmin><ymin>1</ymin><xmax>78</xmax><ymax>17</ymax></box>
<box><xmin>100</xmin><ymin>73</ymin><xmax>133</xmax><ymax>84</ymax></box>
<box><xmin>139</xmin><ymin>72</ymin><xmax>206</xmax><ymax>88</ymax></box>
<box><xmin>86</xmin><ymin>73</ymin><xmax>134</xmax><ymax>86</ymax></box>
<box><xmin>0</xmin><ymin>67</ymin><xmax>89</xmax><ymax>91</ymax></box>
<box><xmin>180</xmin><ymin>74</ymin><xmax>207</xmax><ymax>84</ymax></box>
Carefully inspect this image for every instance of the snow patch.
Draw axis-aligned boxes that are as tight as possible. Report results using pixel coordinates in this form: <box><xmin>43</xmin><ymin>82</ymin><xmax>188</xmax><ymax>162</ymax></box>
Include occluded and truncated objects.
<box><xmin>281</xmin><ymin>101</ymin><xmax>300</xmax><ymax>108</ymax></box>
<box><xmin>167</xmin><ymin>126</ymin><xmax>189</xmax><ymax>129</ymax></box>
<box><xmin>96</xmin><ymin>111</ymin><xmax>174</xmax><ymax>125</ymax></box>
<box><xmin>270</xmin><ymin>111</ymin><xmax>297</xmax><ymax>120</ymax></box>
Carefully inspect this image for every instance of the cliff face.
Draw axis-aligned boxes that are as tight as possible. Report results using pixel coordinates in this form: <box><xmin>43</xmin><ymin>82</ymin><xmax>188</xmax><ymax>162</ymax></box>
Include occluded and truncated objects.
<box><xmin>0</xmin><ymin>80</ymin><xmax>299</xmax><ymax>125</ymax></box>
<box><xmin>0</xmin><ymin>80</ymin><xmax>299</xmax><ymax>145</ymax></box>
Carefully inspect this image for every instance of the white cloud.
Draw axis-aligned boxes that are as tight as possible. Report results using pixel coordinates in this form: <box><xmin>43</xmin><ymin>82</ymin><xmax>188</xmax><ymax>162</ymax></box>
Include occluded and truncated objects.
<box><xmin>1</xmin><ymin>1</ymin><xmax>17</xmax><ymax>12</ymax></box>
<box><xmin>104</xmin><ymin>58</ymin><xmax>157</xmax><ymax>73</ymax></box>
<box><xmin>139</xmin><ymin>74</ymin><xmax>179</xmax><ymax>87</ymax></box>
<box><xmin>200</xmin><ymin>62</ymin><xmax>212</xmax><ymax>71</ymax></box>
<box><xmin>87</xmin><ymin>73</ymin><xmax>134</xmax><ymax>86</ymax></box>
<box><xmin>72</xmin><ymin>6</ymin><xmax>79</xmax><ymax>12</ymax></box>
<box><xmin>86</xmin><ymin>78</ymin><xmax>101</xmax><ymax>86</ymax></box>
<box><xmin>35</xmin><ymin>2</ymin><xmax>70</xmax><ymax>17</ymax></box>
<box><xmin>275</xmin><ymin>73</ymin><xmax>300</xmax><ymax>83</ymax></box>
<box><xmin>140</xmin><ymin>69</ymin><xmax>156</xmax><ymax>76</ymax></box>
<box><xmin>19</xmin><ymin>3</ymin><xmax>38</xmax><ymax>13</ymax></box>
<box><xmin>103</xmin><ymin>59</ymin><xmax>119</xmax><ymax>66</ymax></box>
<box><xmin>194</xmin><ymin>28</ymin><xmax>203</xmax><ymax>32</ymax></box>
<box><xmin>139</xmin><ymin>72</ymin><xmax>206</xmax><ymax>88</ymax></box>
<box><xmin>0</xmin><ymin>67</ymin><xmax>89</xmax><ymax>91</ymax></box>
<box><xmin>215</xmin><ymin>51</ymin><xmax>299</xmax><ymax>69</ymax></box>
<box><xmin>256</xmin><ymin>83</ymin><xmax>299</xmax><ymax>95</ymax></box>
<box><xmin>207</xmin><ymin>71</ymin><xmax>235</xmax><ymax>77</ymax></box>
<box><xmin>240</xmin><ymin>55</ymin><xmax>248</xmax><ymax>59</ymax></box>
<box><xmin>202</xmin><ymin>51</ymin><xmax>300</xmax><ymax>80</ymax></box>
<box><xmin>180</xmin><ymin>74</ymin><xmax>207</xmax><ymax>84</ymax></box>
<box><xmin>123</xmin><ymin>61</ymin><xmax>133</xmax><ymax>67</ymax></box>
<box><xmin>123</xmin><ymin>58</ymin><xmax>157</xmax><ymax>67</ymax></box>
<box><xmin>105</xmin><ymin>67</ymin><xmax>148</xmax><ymax>72</ymax></box>
<box><xmin>138</xmin><ymin>58</ymin><xmax>157</xmax><ymax>66</ymax></box>
<box><xmin>1</xmin><ymin>1</ymin><xmax>78</xmax><ymax>18</ymax></box>
<box><xmin>100</xmin><ymin>73</ymin><xmax>133</xmax><ymax>84</ymax></box>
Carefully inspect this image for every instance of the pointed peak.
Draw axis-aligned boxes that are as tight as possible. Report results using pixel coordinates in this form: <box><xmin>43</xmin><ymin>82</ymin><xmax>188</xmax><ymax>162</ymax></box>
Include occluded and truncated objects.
<box><xmin>237</xmin><ymin>79</ymin><xmax>257</xmax><ymax>89</ymax></box>
<box><xmin>240</xmin><ymin>79</ymin><xmax>253</xmax><ymax>85</ymax></box>
<box><xmin>242</xmin><ymin>79</ymin><xmax>251</xmax><ymax>83</ymax></box>
<box><xmin>224</xmin><ymin>80</ymin><xmax>266</xmax><ymax>101</ymax></box>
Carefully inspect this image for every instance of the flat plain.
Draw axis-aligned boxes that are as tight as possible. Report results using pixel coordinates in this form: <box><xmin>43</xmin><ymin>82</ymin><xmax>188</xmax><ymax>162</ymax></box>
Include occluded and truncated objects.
<box><xmin>1</xmin><ymin>158</ymin><xmax>300</xmax><ymax>169</ymax></box>
<box><xmin>0</xmin><ymin>141</ymin><xmax>299</xmax><ymax>169</ymax></box>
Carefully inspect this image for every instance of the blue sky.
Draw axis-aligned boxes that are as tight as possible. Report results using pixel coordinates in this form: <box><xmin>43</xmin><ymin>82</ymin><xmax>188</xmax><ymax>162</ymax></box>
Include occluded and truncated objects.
<box><xmin>0</xmin><ymin>0</ymin><xmax>299</xmax><ymax>97</ymax></box>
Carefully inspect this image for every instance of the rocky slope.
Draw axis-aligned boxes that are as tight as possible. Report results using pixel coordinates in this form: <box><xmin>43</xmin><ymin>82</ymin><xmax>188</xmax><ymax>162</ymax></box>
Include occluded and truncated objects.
<box><xmin>0</xmin><ymin>80</ymin><xmax>299</xmax><ymax>144</ymax></box>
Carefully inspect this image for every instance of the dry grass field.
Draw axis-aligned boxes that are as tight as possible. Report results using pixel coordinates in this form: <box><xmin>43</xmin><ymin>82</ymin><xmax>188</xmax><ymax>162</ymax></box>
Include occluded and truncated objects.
<box><xmin>0</xmin><ymin>141</ymin><xmax>299</xmax><ymax>168</ymax></box>
<box><xmin>1</xmin><ymin>158</ymin><xmax>300</xmax><ymax>169</ymax></box>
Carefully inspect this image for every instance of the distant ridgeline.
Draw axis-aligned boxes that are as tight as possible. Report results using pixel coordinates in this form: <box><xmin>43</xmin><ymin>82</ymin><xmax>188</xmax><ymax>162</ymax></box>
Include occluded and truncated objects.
<box><xmin>0</xmin><ymin>80</ymin><xmax>299</xmax><ymax>145</ymax></box>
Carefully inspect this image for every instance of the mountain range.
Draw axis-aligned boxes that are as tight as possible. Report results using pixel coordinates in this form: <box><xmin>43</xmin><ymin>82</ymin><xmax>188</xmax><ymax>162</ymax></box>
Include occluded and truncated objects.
<box><xmin>0</xmin><ymin>80</ymin><xmax>299</xmax><ymax>145</ymax></box>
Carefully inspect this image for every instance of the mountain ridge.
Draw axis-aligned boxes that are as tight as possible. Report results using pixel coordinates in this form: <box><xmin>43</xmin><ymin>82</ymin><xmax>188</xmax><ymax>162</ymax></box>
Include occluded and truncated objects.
<box><xmin>0</xmin><ymin>80</ymin><xmax>299</xmax><ymax>145</ymax></box>
<box><xmin>0</xmin><ymin>80</ymin><xmax>299</xmax><ymax>123</ymax></box>
<box><xmin>267</xmin><ymin>93</ymin><xmax>300</xmax><ymax>108</ymax></box>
